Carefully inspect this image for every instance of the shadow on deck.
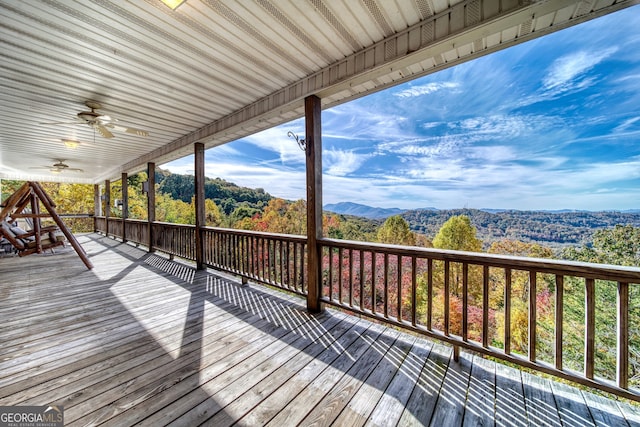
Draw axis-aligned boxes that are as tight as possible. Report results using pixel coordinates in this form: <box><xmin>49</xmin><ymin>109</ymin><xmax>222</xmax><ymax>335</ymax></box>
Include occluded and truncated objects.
<box><xmin>0</xmin><ymin>234</ymin><xmax>638</xmax><ymax>426</ymax></box>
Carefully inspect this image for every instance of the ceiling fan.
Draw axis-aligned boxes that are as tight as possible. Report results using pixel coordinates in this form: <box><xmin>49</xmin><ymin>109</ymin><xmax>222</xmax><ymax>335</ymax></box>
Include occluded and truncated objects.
<box><xmin>44</xmin><ymin>101</ymin><xmax>150</xmax><ymax>139</ymax></box>
<box><xmin>31</xmin><ymin>160</ymin><xmax>84</xmax><ymax>174</ymax></box>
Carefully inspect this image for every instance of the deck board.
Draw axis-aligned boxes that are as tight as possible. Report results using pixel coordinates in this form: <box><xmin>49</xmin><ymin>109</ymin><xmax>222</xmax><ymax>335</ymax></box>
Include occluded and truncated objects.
<box><xmin>0</xmin><ymin>233</ymin><xmax>638</xmax><ymax>426</ymax></box>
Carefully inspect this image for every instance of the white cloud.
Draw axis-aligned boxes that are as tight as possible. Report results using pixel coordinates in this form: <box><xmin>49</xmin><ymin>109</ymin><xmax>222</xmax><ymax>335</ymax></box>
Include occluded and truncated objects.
<box><xmin>242</xmin><ymin>125</ymin><xmax>306</xmax><ymax>165</ymax></box>
<box><xmin>542</xmin><ymin>47</ymin><xmax>617</xmax><ymax>91</ymax></box>
<box><xmin>614</xmin><ymin>116</ymin><xmax>640</xmax><ymax>132</ymax></box>
<box><xmin>324</xmin><ymin>149</ymin><xmax>368</xmax><ymax>176</ymax></box>
<box><xmin>394</xmin><ymin>82</ymin><xmax>460</xmax><ymax>98</ymax></box>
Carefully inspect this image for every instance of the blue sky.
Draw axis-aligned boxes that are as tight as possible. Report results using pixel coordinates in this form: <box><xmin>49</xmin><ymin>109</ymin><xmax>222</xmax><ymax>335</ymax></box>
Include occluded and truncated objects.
<box><xmin>164</xmin><ymin>6</ymin><xmax>640</xmax><ymax>211</ymax></box>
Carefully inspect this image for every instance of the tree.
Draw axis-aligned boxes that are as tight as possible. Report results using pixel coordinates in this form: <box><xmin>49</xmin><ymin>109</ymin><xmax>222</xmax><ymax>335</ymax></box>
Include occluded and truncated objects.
<box><xmin>563</xmin><ymin>224</ymin><xmax>640</xmax><ymax>266</ymax></box>
<box><xmin>376</xmin><ymin>215</ymin><xmax>416</xmax><ymax>246</ymax></box>
<box><xmin>432</xmin><ymin>215</ymin><xmax>482</xmax><ymax>252</ymax></box>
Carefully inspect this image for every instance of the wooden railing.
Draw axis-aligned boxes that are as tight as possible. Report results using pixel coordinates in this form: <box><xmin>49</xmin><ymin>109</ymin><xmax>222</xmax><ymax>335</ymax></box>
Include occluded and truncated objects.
<box><xmin>202</xmin><ymin>227</ymin><xmax>307</xmax><ymax>295</ymax></box>
<box><xmin>95</xmin><ymin>217</ymin><xmax>106</xmax><ymax>234</ymax></box>
<box><xmin>124</xmin><ymin>219</ymin><xmax>148</xmax><ymax>245</ymax></box>
<box><xmin>151</xmin><ymin>222</ymin><xmax>196</xmax><ymax>260</ymax></box>
<box><xmin>93</xmin><ymin>217</ymin><xmax>639</xmax><ymax>401</ymax></box>
<box><xmin>319</xmin><ymin>238</ymin><xmax>640</xmax><ymax>401</ymax></box>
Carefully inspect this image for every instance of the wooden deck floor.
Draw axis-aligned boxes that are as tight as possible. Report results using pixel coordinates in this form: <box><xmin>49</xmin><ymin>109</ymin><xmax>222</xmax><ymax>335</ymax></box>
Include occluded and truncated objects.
<box><xmin>1</xmin><ymin>233</ymin><xmax>639</xmax><ymax>427</ymax></box>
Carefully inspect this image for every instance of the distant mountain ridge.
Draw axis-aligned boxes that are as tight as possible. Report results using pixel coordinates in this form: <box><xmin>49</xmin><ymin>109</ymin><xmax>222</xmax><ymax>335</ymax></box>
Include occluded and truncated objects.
<box><xmin>402</xmin><ymin>208</ymin><xmax>640</xmax><ymax>248</ymax></box>
<box><xmin>325</xmin><ymin>202</ymin><xmax>640</xmax><ymax>248</ymax></box>
<box><xmin>324</xmin><ymin>202</ymin><xmax>408</xmax><ymax>219</ymax></box>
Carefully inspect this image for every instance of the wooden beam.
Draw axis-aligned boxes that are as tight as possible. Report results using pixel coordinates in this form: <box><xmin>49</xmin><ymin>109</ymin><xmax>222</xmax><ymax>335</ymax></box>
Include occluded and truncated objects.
<box><xmin>29</xmin><ymin>182</ymin><xmax>93</xmax><ymax>270</ymax></box>
<box><xmin>194</xmin><ymin>142</ymin><xmax>205</xmax><ymax>270</ymax></box>
<box><xmin>0</xmin><ymin>182</ymin><xmax>30</xmax><ymax>222</ymax></box>
<box><xmin>305</xmin><ymin>95</ymin><xmax>323</xmax><ymax>313</ymax></box>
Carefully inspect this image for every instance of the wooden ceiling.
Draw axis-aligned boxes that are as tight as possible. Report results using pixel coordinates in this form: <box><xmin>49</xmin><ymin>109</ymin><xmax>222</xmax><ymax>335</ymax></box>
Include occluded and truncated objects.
<box><xmin>0</xmin><ymin>0</ymin><xmax>634</xmax><ymax>184</ymax></box>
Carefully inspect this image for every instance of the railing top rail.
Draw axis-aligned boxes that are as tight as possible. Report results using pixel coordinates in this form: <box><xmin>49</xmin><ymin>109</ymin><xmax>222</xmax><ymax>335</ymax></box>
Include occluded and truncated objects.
<box><xmin>152</xmin><ymin>221</ymin><xmax>196</xmax><ymax>229</ymax></box>
<box><xmin>320</xmin><ymin>237</ymin><xmax>640</xmax><ymax>282</ymax></box>
<box><xmin>122</xmin><ymin>218</ymin><xmax>147</xmax><ymax>224</ymax></box>
<box><xmin>202</xmin><ymin>225</ymin><xmax>307</xmax><ymax>243</ymax></box>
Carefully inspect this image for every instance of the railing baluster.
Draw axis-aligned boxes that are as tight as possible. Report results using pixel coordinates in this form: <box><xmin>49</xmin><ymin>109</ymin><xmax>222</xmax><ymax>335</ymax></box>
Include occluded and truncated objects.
<box><xmin>411</xmin><ymin>256</ymin><xmax>417</xmax><ymax>326</ymax></box>
<box><xmin>397</xmin><ymin>255</ymin><xmax>402</xmax><ymax>322</ymax></box>
<box><xmin>483</xmin><ymin>265</ymin><xmax>489</xmax><ymax>348</ymax></box>
<box><xmin>293</xmin><ymin>240</ymin><xmax>298</xmax><ymax>289</ymax></box>
<box><xmin>279</xmin><ymin>239</ymin><xmax>284</xmax><ymax>286</ymax></box>
<box><xmin>529</xmin><ymin>271</ymin><xmax>537</xmax><ymax>362</ymax></box>
<box><xmin>504</xmin><ymin>268</ymin><xmax>511</xmax><ymax>355</ymax></box>
<box><xmin>349</xmin><ymin>248</ymin><xmax>354</xmax><ymax>307</ymax></box>
<box><xmin>462</xmin><ymin>263</ymin><xmax>468</xmax><ymax>341</ymax></box>
<box><xmin>359</xmin><ymin>249</ymin><xmax>364</xmax><ymax>311</ymax></box>
<box><xmin>384</xmin><ymin>253</ymin><xmax>389</xmax><ymax>318</ymax></box>
<box><xmin>427</xmin><ymin>258</ymin><xmax>433</xmax><ymax>330</ymax></box>
<box><xmin>328</xmin><ymin>246</ymin><xmax>334</xmax><ymax>301</ymax></box>
<box><xmin>444</xmin><ymin>260</ymin><xmax>450</xmax><ymax>337</ymax></box>
<box><xmin>338</xmin><ymin>247</ymin><xmax>343</xmax><ymax>305</ymax></box>
<box><xmin>618</xmin><ymin>281</ymin><xmax>629</xmax><ymax>389</ymax></box>
<box><xmin>555</xmin><ymin>274</ymin><xmax>564</xmax><ymax>370</ymax></box>
<box><xmin>372</xmin><ymin>252</ymin><xmax>377</xmax><ymax>315</ymax></box>
<box><xmin>302</xmin><ymin>242</ymin><xmax>307</xmax><ymax>293</ymax></box>
<box><xmin>585</xmin><ymin>278</ymin><xmax>595</xmax><ymax>380</ymax></box>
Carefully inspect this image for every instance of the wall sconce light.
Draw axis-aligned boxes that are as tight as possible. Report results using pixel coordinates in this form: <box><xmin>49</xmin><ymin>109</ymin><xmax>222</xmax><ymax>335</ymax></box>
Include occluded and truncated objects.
<box><xmin>287</xmin><ymin>131</ymin><xmax>306</xmax><ymax>152</ymax></box>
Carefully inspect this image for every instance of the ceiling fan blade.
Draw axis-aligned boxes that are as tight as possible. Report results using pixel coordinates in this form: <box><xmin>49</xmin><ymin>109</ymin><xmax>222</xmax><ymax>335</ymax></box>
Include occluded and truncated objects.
<box><xmin>96</xmin><ymin>125</ymin><xmax>114</xmax><ymax>138</ymax></box>
<box><xmin>39</xmin><ymin>121</ymin><xmax>83</xmax><ymax>125</ymax></box>
<box><xmin>107</xmin><ymin>124</ymin><xmax>149</xmax><ymax>137</ymax></box>
<box><xmin>67</xmin><ymin>168</ymin><xmax>84</xmax><ymax>173</ymax></box>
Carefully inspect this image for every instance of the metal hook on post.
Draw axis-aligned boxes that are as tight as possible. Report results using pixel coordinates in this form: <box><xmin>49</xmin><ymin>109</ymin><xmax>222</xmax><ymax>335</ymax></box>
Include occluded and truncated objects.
<box><xmin>287</xmin><ymin>131</ymin><xmax>306</xmax><ymax>152</ymax></box>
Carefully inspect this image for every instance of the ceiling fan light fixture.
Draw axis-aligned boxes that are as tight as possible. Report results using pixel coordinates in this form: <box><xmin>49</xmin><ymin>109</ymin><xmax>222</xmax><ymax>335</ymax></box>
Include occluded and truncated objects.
<box><xmin>50</xmin><ymin>168</ymin><xmax>61</xmax><ymax>174</ymax></box>
<box><xmin>63</xmin><ymin>139</ymin><xmax>80</xmax><ymax>149</ymax></box>
<box><xmin>161</xmin><ymin>0</ymin><xmax>186</xmax><ymax>10</ymax></box>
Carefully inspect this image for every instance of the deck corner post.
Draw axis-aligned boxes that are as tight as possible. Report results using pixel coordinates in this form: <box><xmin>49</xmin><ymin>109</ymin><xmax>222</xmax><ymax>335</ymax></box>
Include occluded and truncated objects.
<box><xmin>121</xmin><ymin>172</ymin><xmax>128</xmax><ymax>243</ymax></box>
<box><xmin>194</xmin><ymin>142</ymin><xmax>206</xmax><ymax>270</ymax></box>
<box><xmin>305</xmin><ymin>94</ymin><xmax>324</xmax><ymax>314</ymax></box>
<box><xmin>147</xmin><ymin>162</ymin><xmax>156</xmax><ymax>253</ymax></box>
<box><xmin>93</xmin><ymin>184</ymin><xmax>100</xmax><ymax>231</ymax></box>
<box><xmin>104</xmin><ymin>179</ymin><xmax>110</xmax><ymax>238</ymax></box>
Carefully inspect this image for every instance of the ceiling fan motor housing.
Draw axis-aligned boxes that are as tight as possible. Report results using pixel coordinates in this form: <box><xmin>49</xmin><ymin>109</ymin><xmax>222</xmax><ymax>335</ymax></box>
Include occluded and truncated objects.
<box><xmin>77</xmin><ymin>110</ymin><xmax>101</xmax><ymax>123</ymax></box>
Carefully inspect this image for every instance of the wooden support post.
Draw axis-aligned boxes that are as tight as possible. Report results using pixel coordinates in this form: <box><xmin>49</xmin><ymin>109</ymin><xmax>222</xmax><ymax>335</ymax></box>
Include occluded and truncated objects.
<box><xmin>30</xmin><ymin>192</ymin><xmax>43</xmax><ymax>253</ymax></box>
<box><xmin>194</xmin><ymin>142</ymin><xmax>205</xmax><ymax>270</ymax></box>
<box><xmin>93</xmin><ymin>184</ymin><xmax>100</xmax><ymax>231</ymax></box>
<box><xmin>147</xmin><ymin>163</ymin><xmax>156</xmax><ymax>253</ymax></box>
<box><xmin>122</xmin><ymin>172</ymin><xmax>128</xmax><ymax>243</ymax></box>
<box><xmin>104</xmin><ymin>180</ymin><xmax>110</xmax><ymax>237</ymax></box>
<box><xmin>305</xmin><ymin>94</ymin><xmax>323</xmax><ymax>313</ymax></box>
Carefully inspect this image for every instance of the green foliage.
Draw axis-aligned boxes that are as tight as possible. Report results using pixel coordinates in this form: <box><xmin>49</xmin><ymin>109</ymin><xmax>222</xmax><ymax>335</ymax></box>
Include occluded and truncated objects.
<box><xmin>563</xmin><ymin>225</ymin><xmax>640</xmax><ymax>266</ymax></box>
<box><xmin>376</xmin><ymin>215</ymin><xmax>416</xmax><ymax>246</ymax></box>
<box><xmin>403</xmin><ymin>208</ymin><xmax>640</xmax><ymax>249</ymax></box>
<box><xmin>432</xmin><ymin>215</ymin><xmax>482</xmax><ymax>252</ymax></box>
<box><xmin>157</xmin><ymin>169</ymin><xmax>271</xmax><ymax>215</ymax></box>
